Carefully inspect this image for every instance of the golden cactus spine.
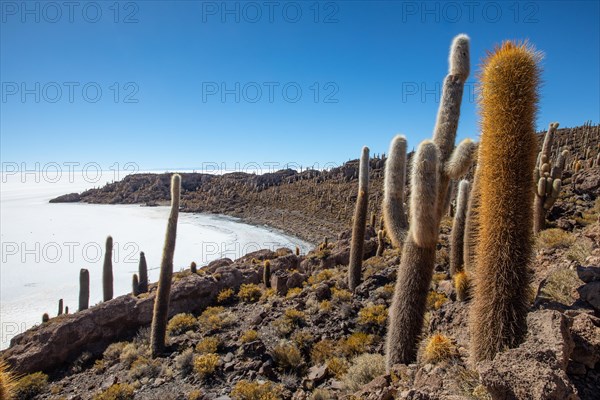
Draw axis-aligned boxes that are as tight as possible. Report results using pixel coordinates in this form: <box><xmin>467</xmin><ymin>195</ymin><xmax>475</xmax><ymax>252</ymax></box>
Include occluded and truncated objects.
<box><xmin>470</xmin><ymin>41</ymin><xmax>540</xmax><ymax>362</ymax></box>
<box><xmin>151</xmin><ymin>174</ymin><xmax>181</xmax><ymax>357</ymax></box>
<box><xmin>348</xmin><ymin>146</ymin><xmax>370</xmax><ymax>292</ymax></box>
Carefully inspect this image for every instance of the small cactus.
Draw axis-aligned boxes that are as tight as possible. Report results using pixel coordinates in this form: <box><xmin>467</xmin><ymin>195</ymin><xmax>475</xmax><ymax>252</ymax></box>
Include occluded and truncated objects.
<box><xmin>65</xmin><ymin>306</ymin><xmax>69</xmax><ymax>315</ymax></box>
<box><xmin>151</xmin><ymin>174</ymin><xmax>181</xmax><ymax>357</ymax></box>
<box><xmin>57</xmin><ymin>299</ymin><xmax>63</xmax><ymax>316</ymax></box>
<box><xmin>79</xmin><ymin>268</ymin><xmax>89</xmax><ymax>311</ymax></box>
<box><xmin>376</xmin><ymin>229</ymin><xmax>385</xmax><ymax>257</ymax></box>
<box><xmin>103</xmin><ymin>236</ymin><xmax>114</xmax><ymax>302</ymax></box>
<box><xmin>132</xmin><ymin>274</ymin><xmax>140</xmax><ymax>296</ymax></box>
<box><xmin>42</xmin><ymin>313</ymin><xmax>49</xmax><ymax>323</ymax></box>
<box><xmin>454</xmin><ymin>271</ymin><xmax>470</xmax><ymax>301</ymax></box>
<box><xmin>263</xmin><ymin>260</ymin><xmax>271</xmax><ymax>288</ymax></box>
<box><xmin>295</xmin><ymin>246</ymin><xmax>300</xmax><ymax>256</ymax></box>
<box><xmin>348</xmin><ymin>146</ymin><xmax>370</xmax><ymax>292</ymax></box>
<box><xmin>190</xmin><ymin>261</ymin><xmax>197</xmax><ymax>274</ymax></box>
<box><xmin>138</xmin><ymin>252</ymin><xmax>148</xmax><ymax>293</ymax></box>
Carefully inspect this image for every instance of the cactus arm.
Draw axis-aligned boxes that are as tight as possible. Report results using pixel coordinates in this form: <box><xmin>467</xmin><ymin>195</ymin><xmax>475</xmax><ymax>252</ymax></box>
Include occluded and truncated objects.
<box><xmin>382</xmin><ymin>135</ymin><xmax>408</xmax><ymax>248</ymax></box>
<box><xmin>410</xmin><ymin>141</ymin><xmax>440</xmax><ymax>248</ymax></box>
<box><xmin>445</xmin><ymin>139</ymin><xmax>477</xmax><ymax>179</ymax></box>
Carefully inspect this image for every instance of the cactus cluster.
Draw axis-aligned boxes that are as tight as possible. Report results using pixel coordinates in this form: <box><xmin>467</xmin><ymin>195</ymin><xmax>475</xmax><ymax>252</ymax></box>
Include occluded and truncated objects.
<box><xmin>385</xmin><ymin>34</ymin><xmax>474</xmax><ymax>368</ymax></box>
<box><xmin>533</xmin><ymin>123</ymin><xmax>567</xmax><ymax>233</ymax></box>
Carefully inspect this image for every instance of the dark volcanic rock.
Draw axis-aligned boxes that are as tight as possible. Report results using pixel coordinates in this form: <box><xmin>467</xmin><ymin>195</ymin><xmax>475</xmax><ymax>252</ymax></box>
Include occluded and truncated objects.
<box><xmin>1</xmin><ymin>265</ymin><xmax>258</xmax><ymax>375</ymax></box>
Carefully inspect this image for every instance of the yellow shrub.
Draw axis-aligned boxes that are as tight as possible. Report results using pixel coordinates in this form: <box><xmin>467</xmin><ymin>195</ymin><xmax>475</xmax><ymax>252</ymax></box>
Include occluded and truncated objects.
<box><xmin>272</xmin><ymin>317</ymin><xmax>294</xmax><ymax>336</ymax></box>
<box><xmin>270</xmin><ymin>341</ymin><xmax>303</xmax><ymax>370</ymax></box>
<box><xmin>422</xmin><ymin>333</ymin><xmax>456</xmax><ymax>364</ymax></box>
<box><xmin>311</xmin><ymin>339</ymin><xmax>335</xmax><ymax>365</ymax></box>
<box><xmin>332</xmin><ymin>288</ymin><xmax>352</xmax><ymax>302</ymax></box>
<box><xmin>286</xmin><ymin>287</ymin><xmax>302</xmax><ymax>299</ymax></box>
<box><xmin>193</xmin><ymin>353</ymin><xmax>219</xmax><ymax>378</ymax></box>
<box><xmin>308</xmin><ymin>269</ymin><xmax>335</xmax><ymax>285</ymax></box>
<box><xmin>92</xmin><ymin>383</ymin><xmax>134</xmax><ymax>400</ymax></box>
<box><xmin>14</xmin><ymin>372</ymin><xmax>48</xmax><ymax>400</ymax></box>
<box><xmin>291</xmin><ymin>330</ymin><xmax>314</xmax><ymax>350</ymax></box>
<box><xmin>426</xmin><ymin>292</ymin><xmax>448</xmax><ymax>310</ymax></box>
<box><xmin>167</xmin><ymin>313</ymin><xmax>198</xmax><ymax>336</ymax></box>
<box><xmin>339</xmin><ymin>332</ymin><xmax>373</xmax><ymax>357</ymax></box>
<box><xmin>0</xmin><ymin>360</ymin><xmax>17</xmax><ymax>400</ymax></box>
<box><xmin>217</xmin><ymin>288</ymin><xmax>234</xmax><ymax>304</ymax></box>
<box><xmin>240</xmin><ymin>330</ymin><xmax>259</xmax><ymax>344</ymax></box>
<box><xmin>319</xmin><ymin>300</ymin><xmax>332</xmax><ymax>312</ymax></box>
<box><xmin>537</xmin><ymin>228</ymin><xmax>575</xmax><ymax>249</ymax></box>
<box><xmin>284</xmin><ymin>308</ymin><xmax>305</xmax><ymax>324</ymax></box>
<box><xmin>198</xmin><ymin>307</ymin><xmax>226</xmax><ymax>331</ymax></box>
<box><xmin>260</xmin><ymin>288</ymin><xmax>276</xmax><ymax>302</ymax></box>
<box><xmin>357</xmin><ymin>304</ymin><xmax>387</xmax><ymax>326</ymax></box>
<box><xmin>230</xmin><ymin>380</ymin><xmax>282</xmax><ymax>400</ymax></box>
<box><xmin>196</xmin><ymin>337</ymin><xmax>220</xmax><ymax>354</ymax></box>
<box><xmin>238</xmin><ymin>284</ymin><xmax>263</xmax><ymax>303</ymax></box>
<box><xmin>326</xmin><ymin>357</ymin><xmax>349</xmax><ymax>378</ymax></box>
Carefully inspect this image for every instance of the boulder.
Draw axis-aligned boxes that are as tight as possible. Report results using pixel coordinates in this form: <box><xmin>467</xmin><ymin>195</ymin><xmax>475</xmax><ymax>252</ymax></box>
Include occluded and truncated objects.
<box><xmin>577</xmin><ymin>281</ymin><xmax>600</xmax><ymax>312</ymax></box>
<box><xmin>477</xmin><ymin>310</ymin><xmax>578</xmax><ymax>400</ymax></box>
<box><xmin>569</xmin><ymin>313</ymin><xmax>600</xmax><ymax>369</ymax></box>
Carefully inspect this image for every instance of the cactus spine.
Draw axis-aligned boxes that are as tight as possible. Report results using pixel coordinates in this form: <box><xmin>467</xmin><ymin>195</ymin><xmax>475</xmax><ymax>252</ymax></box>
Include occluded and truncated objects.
<box><xmin>263</xmin><ymin>260</ymin><xmax>271</xmax><ymax>288</ymax></box>
<box><xmin>138</xmin><ymin>252</ymin><xmax>148</xmax><ymax>293</ymax></box>
<box><xmin>533</xmin><ymin>123</ymin><xmax>566</xmax><ymax>233</ymax></box>
<box><xmin>470</xmin><ymin>41</ymin><xmax>540</xmax><ymax>362</ymax></box>
<box><xmin>79</xmin><ymin>268</ymin><xmax>89</xmax><ymax>311</ymax></box>
<box><xmin>348</xmin><ymin>146</ymin><xmax>370</xmax><ymax>292</ymax></box>
<box><xmin>382</xmin><ymin>135</ymin><xmax>408</xmax><ymax>248</ymax></box>
<box><xmin>463</xmin><ymin>168</ymin><xmax>481</xmax><ymax>274</ymax></box>
<box><xmin>386</xmin><ymin>34</ymin><xmax>472</xmax><ymax>369</ymax></box>
<box><xmin>58</xmin><ymin>299</ymin><xmax>63</xmax><ymax>316</ymax></box>
<box><xmin>150</xmin><ymin>174</ymin><xmax>181</xmax><ymax>357</ymax></box>
<box><xmin>103</xmin><ymin>236</ymin><xmax>113</xmax><ymax>301</ymax></box>
<box><xmin>449</xmin><ymin>180</ymin><xmax>470</xmax><ymax>276</ymax></box>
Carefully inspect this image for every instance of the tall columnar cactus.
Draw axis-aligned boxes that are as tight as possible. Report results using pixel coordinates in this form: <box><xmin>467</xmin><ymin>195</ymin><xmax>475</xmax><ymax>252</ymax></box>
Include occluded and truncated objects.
<box><xmin>450</xmin><ymin>180</ymin><xmax>470</xmax><ymax>276</ymax></box>
<box><xmin>138</xmin><ymin>252</ymin><xmax>148</xmax><ymax>293</ymax></box>
<box><xmin>386</xmin><ymin>141</ymin><xmax>440</xmax><ymax>367</ymax></box>
<box><xmin>470</xmin><ymin>41</ymin><xmax>540</xmax><ymax>362</ymax></box>
<box><xmin>348</xmin><ymin>146</ymin><xmax>370</xmax><ymax>292</ymax></box>
<box><xmin>382</xmin><ymin>135</ymin><xmax>408</xmax><ymax>248</ymax></box>
<box><xmin>103</xmin><ymin>236</ymin><xmax>114</xmax><ymax>301</ymax></box>
<box><xmin>263</xmin><ymin>260</ymin><xmax>271</xmax><ymax>288</ymax></box>
<box><xmin>58</xmin><ymin>299</ymin><xmax>63</xmax><ymax>316</ymax></box>
<box><xmin>385</xmin><ymin>34</ymin><xmax>472</xmax><ymax>369</ymax></box>
<box><xmin>151</xmin><ymin>174</ymin><xmax>181</xmax><ymax>357</ymax></box>
<box><xmin>79</xmin><ymin>268</ymin><xmax>89</xmax><ymax>311</ymax></box>
<box><xmin>533</xmin><ymin>123</ymin><xmax>566</xmax><ymax>233</ymax></box>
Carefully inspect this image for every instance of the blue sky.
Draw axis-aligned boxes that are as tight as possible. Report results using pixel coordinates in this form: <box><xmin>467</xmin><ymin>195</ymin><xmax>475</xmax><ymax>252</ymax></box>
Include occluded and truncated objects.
<box><xmin>1</xmin><ymin>1</ymin><xmax>599</xmax><ymax>173</ymax></box>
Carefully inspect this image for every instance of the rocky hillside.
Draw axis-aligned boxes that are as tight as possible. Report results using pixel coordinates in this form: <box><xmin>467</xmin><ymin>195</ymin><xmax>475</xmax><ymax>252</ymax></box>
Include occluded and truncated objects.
<box><xmin>2</xmin><ymin>164</ymin><xmax>600</xmax><ymax>400</ymax></box>
<box><xmin>49</xmin><ymin>124</ymin><xmax>600</xmax><ymax>246</ymax></box>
